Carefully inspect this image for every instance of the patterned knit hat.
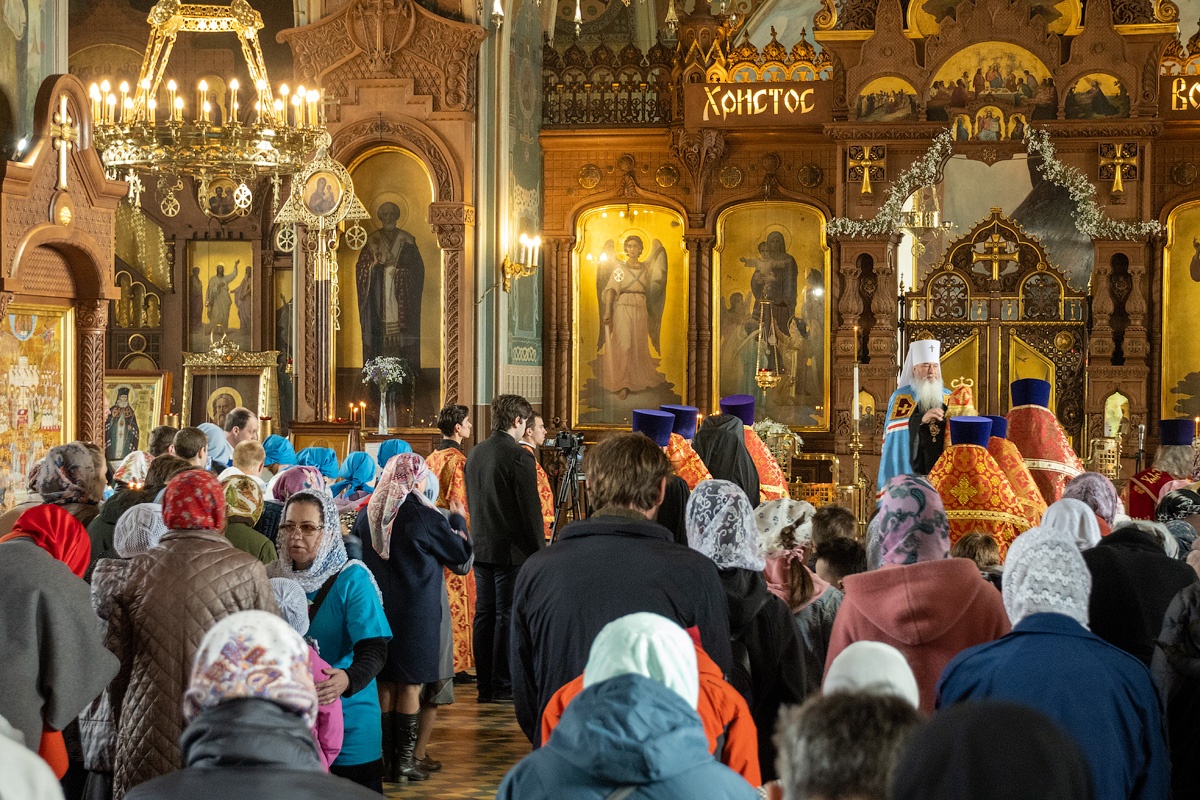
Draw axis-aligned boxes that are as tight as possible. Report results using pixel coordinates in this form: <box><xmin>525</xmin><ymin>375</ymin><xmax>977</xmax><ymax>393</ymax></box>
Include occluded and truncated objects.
<box><xmin>183</xmin><ymin>610</ymin><xmax>317</xmax><ymax>729</ymax></box>
<box><xmin>1002</xmin><ymin>526</ymin><xmax>1091</xmax><ymax>628</ymax></box>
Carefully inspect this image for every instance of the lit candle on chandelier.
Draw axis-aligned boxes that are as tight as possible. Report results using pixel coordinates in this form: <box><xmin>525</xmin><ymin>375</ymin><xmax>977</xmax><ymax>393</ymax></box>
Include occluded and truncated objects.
<box><xmin>147</xmin><ymin>97</ymin><xmax>157</xmax><ymax>124</ymax></box>
<box><xmin>197</xmin><ymin>80</ymin><xmax>208</xmax><ymax>122</ymax></box>
<box><xmin>307</xmin><ymin>90</ymin><xmax>319</xmax><ymax>127</ymax></box>
<box><xmin>105</xmin><ymin>93</ymin><xmax>117</xmax><ymax>125</ymax></box>
<box><xmin>173</xmin><ymin>95</ymin><xmax>184</xmax><ymax>122</ymax></box>
<box><xmin>296</xmin><ymin>86</ymin><xmax>306</xmax><ymax>126</ymax></box>
<box><xmin>166</xmin><ymin>79</ymin><xmax>177</xmax><ymax>117</ymax></box>
<box><xmin>291</xmin><ymin>94</ymin><xmax>302</xmax><ymax>128</ymax></box>
<box><xmin>88</xmin><ymin>84</ymin><xmax>101</xmax><ymax>121</ymax></box>
<box><xmin>118</xmin><ymin>81</ymin><xmax>129</xmax><ymax>119</ymax></box>
<box><xmin>229</xmin><ymin>78</ymin><xmax>239</xmax><ymax>122</ymax></box>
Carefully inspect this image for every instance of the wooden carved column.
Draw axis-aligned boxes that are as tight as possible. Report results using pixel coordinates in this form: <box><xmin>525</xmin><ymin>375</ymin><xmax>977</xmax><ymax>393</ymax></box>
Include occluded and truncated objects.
<box><xmin>430</xmin><ymin>202</ymin><xmax>476</xmax><ymax>406</ymax></box>
<box><xmin>1089</xmin><ymin>240</ymin><xmax>1150</xmax><ymax>479</ymax></box>
<box><xmin>541</xmin><ymin>236</ymin><xmax>574</xmax><ymax>427</ymax></box>
<box><xmin>1089</xmin><ymin>255</ymin><xmax>1115</xmax><ymax>363</ymax></box>
<box><xmin>76</xmin><ymin>298</ymin><xmax>108</xmax><ymax>445</ymax></box>
<box><xmin>685</xmin><ymin>232</ymin><xmax>715</xmax><ymax>411</ymax></box>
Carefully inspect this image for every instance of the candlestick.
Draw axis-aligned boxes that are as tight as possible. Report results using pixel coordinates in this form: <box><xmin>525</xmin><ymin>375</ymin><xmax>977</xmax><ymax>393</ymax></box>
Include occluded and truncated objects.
<box><xmin>197</xmin><ymin>80</ymin><xmax>207</xmax><ymax>123</ymax></box>
<box><xmin>173</xmin><ymin>96</ymin><xmax>184</xmax><ymax>122</ymax></box>
<box><xmin>853</xmin><ymin>324</ymin><xmax>859</xmax><ymax>363</ymax></box>
<box><xmin>147</xmin><ymin>97</ymin><xmax>157</xmax><ymax>123</ymax></box>
<box><xmin>118</xmin><ymin>81</ymin><xmax>129</xmax><ymax>118</ymax></box>
<box><xmin>89</xmin><ymin>84</ymin><xmax>101</xmax><ymax>121</ymax></box>
<box><xmin>167</xmin><ymin>79</ymin><xmax>177</xmax><ymax>115</ymax></box>
<box><xmin>852</xmin><ymin>362</ymin><xmax>860</xmax><ymax>421</ymax></box>
<box><xmin>230</xmin><ymin>78</ymin><xmax>239</xmax><ymax>123</ymax></box>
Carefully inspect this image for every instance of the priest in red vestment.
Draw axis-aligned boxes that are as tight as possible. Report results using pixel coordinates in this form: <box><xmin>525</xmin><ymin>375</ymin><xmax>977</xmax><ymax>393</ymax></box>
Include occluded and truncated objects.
<box><xmin>1005</xmin><ymin>378</ymin><xmax>1083</xmax><ymax>506</ymax></box>
<box><xmin>660</xmin><ymin>404</ymin><xmax>712</xmax><ymax>490</ymax></box>
<box><xmin>519</xmin><ymin>413</ymin><xmax>556</xmax><ymax>541</ymax></box>
<box><xmin>984</xmin><ymin>414</ymin><xmax>1046</xmax><ymax>529</ymax></box>
<box><xmin>1128</xmin><ymin>418</ymin><xmax>1196</xmax><ymax>520</ymax></box>
<box><xmin>425</xmin><ymin>404</ymin><xmax>477</xmax><ymax>673</ymax></box>
<box><xmin>928</xmin><ymin>416</ymin><xmax>1029</xmax><ymax>558</ymax></box>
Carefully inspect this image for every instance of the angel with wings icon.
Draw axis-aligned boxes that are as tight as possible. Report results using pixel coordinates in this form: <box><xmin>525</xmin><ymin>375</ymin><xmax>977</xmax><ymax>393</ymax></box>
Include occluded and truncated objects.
<box><xmin>592</xmin><ymin>235</ymin><xmax>669</xmax><ymax>399</ymax></box>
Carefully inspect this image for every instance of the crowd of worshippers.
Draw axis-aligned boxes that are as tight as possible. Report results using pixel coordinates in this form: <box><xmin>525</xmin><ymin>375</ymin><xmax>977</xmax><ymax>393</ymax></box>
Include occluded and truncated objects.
<box><xmin>4</xmin><ymin>388</ymin><xmax>1200</xmax><ymax>800</ymax></box>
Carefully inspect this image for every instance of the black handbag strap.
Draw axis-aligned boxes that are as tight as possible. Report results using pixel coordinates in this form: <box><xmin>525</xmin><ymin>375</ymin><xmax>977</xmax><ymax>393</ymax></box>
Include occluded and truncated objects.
<box><xmin>307</xmin><ymin>572</ymin><xmax>340</xmax><ymax>620</ymax></box>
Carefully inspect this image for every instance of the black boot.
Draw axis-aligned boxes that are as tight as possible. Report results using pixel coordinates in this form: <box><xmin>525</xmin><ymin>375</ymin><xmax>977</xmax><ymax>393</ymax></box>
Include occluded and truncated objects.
<box><xmin>381</xmin><ymin>712</ymin><xmax>397</xmax><ymax>783</ymax></box>
<box><xmin>395</xmin><ymin>712</ymin><xmax>430</xmax><ymax>781</ymax></box>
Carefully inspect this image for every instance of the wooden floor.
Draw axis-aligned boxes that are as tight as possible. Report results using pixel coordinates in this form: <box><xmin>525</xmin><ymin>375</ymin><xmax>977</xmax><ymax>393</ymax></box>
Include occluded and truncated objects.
<box><xmin>384</xmin><ymin>696</ymin><xmax>530</xmax><ymax>799</ymax></box>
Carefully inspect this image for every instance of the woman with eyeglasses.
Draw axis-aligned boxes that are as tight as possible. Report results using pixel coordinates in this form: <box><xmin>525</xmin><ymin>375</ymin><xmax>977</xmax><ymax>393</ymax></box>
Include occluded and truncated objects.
<box><xmin>269</xmin><ymin>489</ymin><xmax>391</xmax><ymax>793</ymax></box>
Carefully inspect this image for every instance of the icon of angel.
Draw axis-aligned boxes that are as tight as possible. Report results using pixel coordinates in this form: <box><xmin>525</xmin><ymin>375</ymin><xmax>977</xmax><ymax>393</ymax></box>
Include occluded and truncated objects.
<box><xmin>592</xmin><ymin>235</ymin><xmax>669</xmax><ymax>400</ymax></box>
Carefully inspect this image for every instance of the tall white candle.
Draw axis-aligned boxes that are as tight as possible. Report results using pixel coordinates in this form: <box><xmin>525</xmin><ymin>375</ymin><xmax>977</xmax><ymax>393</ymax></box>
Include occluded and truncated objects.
<box><xmin>852</xmin><ymin>362</ymin><xmax>860</xmax><ymax>421</ymax></box>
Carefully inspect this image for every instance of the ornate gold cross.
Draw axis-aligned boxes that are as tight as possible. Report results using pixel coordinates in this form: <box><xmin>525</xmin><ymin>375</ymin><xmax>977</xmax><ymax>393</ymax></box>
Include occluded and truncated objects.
<box><xmin>1098</xmin><ymin>143</ymin><xmax>1137</xmax><ymax>195</ymax></box>
<box><xmin>847</xmin><ymin>144</ymin><xmax>884</xmax><ymax>196</ymax></box>
<box><xmin>949</xmin><ymin>476</ymin><xmax>979</xmax><ymax>505</ymax></box>
<box><xmin>50</xmin><ymin>95</ymin><xmax>79</xmax><ymax>190</ymax></box>
<box><xmin>971</xmin><ymin>232</ymin><xmax>1019</xmax><ymax>281</ymax></box>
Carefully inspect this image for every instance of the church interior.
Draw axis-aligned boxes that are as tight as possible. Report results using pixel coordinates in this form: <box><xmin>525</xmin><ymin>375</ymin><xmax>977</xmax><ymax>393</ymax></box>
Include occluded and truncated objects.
<box><xmin>6</xmin><ymin>0</ymin><xmax>1200</xmax><ymax>795</ymax></box>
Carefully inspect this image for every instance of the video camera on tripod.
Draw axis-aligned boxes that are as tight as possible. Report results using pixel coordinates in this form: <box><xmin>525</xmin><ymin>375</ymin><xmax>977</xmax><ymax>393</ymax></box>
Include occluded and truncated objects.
<box><xmin>544</xmin><ymin>430</ymin><xmax>586</xmax><ymax>540</ymax></box>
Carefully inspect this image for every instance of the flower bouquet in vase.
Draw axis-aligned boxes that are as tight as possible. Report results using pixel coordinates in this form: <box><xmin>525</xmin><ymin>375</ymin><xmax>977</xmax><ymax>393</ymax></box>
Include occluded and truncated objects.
<box><xmin>362</xmin><ymin>357</ymin><xmax>415</xmax><ymax>434</ymax></box>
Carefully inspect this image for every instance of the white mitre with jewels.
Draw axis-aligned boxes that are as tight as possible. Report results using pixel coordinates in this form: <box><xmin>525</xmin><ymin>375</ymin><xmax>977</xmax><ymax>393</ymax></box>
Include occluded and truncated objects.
<box><xmin>898</xmin><ymin>338</ymin><xmax>940</xmax><ymax>388</ymax></box>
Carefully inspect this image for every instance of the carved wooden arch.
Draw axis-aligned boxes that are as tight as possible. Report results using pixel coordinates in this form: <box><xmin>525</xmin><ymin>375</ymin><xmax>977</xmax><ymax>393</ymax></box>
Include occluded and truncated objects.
<box><xmin>0</xmin><ymin>74</ymin><xmax>126</xmax><ymax>447</ymax></box>
<box><xmin>558</xmin><ymin>168</ymin><xmax>691</xmax><ymax>236</ymax></box>
<box><xmin>330</xmin><ymin>114</ymin><xmax>463</xmax><ymax>203</ymax></box>
<box><xmin>921</xmin><ymin>0</ymin><xmax>1063</xmax><ymax>87</ymax></box>
<box><xmin>702</xmin><ymin>189</ymin><xmax>834</xmax><ymax>234</ymax></box>
<box><xmin>843</xmin><ymin>0</ymin><xmax>922</xmax><ymax>107</ymax></box>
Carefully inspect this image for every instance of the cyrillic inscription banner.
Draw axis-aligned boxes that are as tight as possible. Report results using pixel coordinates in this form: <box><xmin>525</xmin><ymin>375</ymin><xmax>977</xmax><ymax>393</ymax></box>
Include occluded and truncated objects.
<box><xmin>684</xmin><ymin>82</ymin><xmax>833</xmax><ymax>128</ymax></box>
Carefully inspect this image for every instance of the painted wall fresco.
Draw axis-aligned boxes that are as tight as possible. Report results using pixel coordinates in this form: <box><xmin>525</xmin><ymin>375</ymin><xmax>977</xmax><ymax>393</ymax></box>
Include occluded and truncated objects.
<box><xmin>927</xmin><ymin>42</ymin><xmax>1056</xmax><ymax>122</ymax></box>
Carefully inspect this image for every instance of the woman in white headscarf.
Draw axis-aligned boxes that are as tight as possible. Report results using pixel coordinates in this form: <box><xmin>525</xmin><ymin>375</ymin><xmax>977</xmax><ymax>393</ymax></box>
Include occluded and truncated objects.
<box><xmin>1042</xmin><ymin>497</ymin><xmax>1102</xmax><ymax>551</ymax></box>
<box><xmin>823</xmin><ymin>641</ymin><xmax>920</xmax><ymax>709</ymax></box>
<box><xmin>756</xmin><ymin>498</ymin><xmax>841</xmax><ymax>699</ymax></box>
<box><xmin>685</xmin><ymin>479</ymin><xmax>806</xmax><ymax>783</ymax></box>
<box><xmin>81</xmin><ymin>503</ymin><xmax>168</xmax><ymax>798</ymax></box>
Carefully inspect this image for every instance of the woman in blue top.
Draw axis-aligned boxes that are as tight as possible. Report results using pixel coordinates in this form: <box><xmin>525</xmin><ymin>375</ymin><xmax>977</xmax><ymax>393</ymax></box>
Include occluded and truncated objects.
<box><xmin>269</xmin><ymin>489</ymin><xmax>391</xmax><ymax>792</ymax></box>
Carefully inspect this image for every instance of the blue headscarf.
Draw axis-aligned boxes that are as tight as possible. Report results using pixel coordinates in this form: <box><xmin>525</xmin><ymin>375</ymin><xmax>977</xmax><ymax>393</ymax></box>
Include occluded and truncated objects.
<box><xmin>198</xmin><ymin>423</ymin><xmax>232</xmax><ymax>469</ymax></box>
<box><xmin>376</xmin><ymin>438</ymin><xmax>412</xmax><ymax>470</ymax></box>
<box><xmin>331</xmin><ymin>451</ymin><xmax>377</xmax><ymax>498</ymax></box>
<box><xmin>296</xmin><ymin>447</ymin><xmax>339</xmax><ymax>480</ymax></box>
<box><xmin>262</xmin><ymin>435</ymin><xmax>297</xmax><ymax>467</ymax></box>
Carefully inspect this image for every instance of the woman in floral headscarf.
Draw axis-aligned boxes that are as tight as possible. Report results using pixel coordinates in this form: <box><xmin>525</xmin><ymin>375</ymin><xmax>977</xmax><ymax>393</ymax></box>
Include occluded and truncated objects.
<box><xmin>824</xmin><ymin>474</ymin><xmax>1010</xmax><ymax>713</ymax></box>
<box><xmin>14</xmin><ymin>443</ymin><xmax>106</xmax><ymax>532</ymax></box>
<box><xmin>355</xmin><ymin>453</ymin><xmax>471</xmax><ymax>783</ymax></box>
<box><xmin>107</xmin><ymin>470</ymin><xmax>277</xmax><ymax>798</ymax></box>
<box><xmin>121</xmin><ymin>611</ymin><xmax>380</xmax><ymax>800</ymax></box>
<box><xmin>685</xmin><ymin>480</ymin><xmax>805</xmax><ymax>783</ymax></box>
<box><xmin>221</xmin><ymin>474</ymin><xmax>277</xmax><ymax>565</ymax></box>
<box><xmin>756</xmin><ymin>497</ymin><xmax>841</xmax><ymax>699</ymax></box>
<box><xmin>271</xmin><ymin>465</ymin><xmax>326</xmax><ymax>504</ymax></box>
<box><xmin>269</xmin><ymin>490</ymin><xmax>390</xmax><ymax>792</ymax></box>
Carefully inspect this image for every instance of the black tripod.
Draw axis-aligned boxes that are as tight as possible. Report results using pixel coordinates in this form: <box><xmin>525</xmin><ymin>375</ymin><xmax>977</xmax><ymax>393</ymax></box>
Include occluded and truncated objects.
<box><xmin>551</xmin><ymin>446</ymin><xmax>586</xmax><ymax>542</ymax></box>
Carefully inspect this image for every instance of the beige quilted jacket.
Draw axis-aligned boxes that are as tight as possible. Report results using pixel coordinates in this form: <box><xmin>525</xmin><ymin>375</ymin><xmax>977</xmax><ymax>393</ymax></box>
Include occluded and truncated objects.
<box><xmin>106</xmin><ymin>529</ymin><xmax>278</xmax><ymax>799</ymax></box>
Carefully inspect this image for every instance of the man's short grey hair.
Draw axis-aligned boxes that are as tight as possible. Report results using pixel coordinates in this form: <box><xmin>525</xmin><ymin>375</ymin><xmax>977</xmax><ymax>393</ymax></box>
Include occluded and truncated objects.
<box><xmin>776</xmin><ymin>692</ymin><xmax>922</xmax><ymax>800</ymax></box>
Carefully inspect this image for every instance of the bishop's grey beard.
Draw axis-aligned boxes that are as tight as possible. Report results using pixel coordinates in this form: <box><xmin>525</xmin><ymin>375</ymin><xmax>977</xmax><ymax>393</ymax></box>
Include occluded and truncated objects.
<box><xmin>915</xmin><ymin>375</ymin><xmax>945</xmax><ymax>411</ymax></box>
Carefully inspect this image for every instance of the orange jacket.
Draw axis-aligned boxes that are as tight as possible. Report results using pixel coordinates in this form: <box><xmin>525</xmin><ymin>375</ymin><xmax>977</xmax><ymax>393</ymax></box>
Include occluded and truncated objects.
<box><xmin>540</xmin><ymin>644</ymin><xmax>762</xmax><ymax>787</ymax></box>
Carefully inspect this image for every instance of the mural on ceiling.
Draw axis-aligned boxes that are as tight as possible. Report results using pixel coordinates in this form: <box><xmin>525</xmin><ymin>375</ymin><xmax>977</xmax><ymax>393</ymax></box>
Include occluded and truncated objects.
<box><xmin>900</xmin><ymin>156</ymin><xmax>1091</xmax><ymax>293</ymax></box>
<box><xmin>1064</xmin><ymin>73</ymin><xmax>1131</xmax><ymax>119</ymax></box>
<box><xmin>926</xmin><ymin>42</ymin><xmax>1057</xmax><ymax>122</ymax></box>
<box><xmin>743</xmin><ymin>0</ymin><xmax>823</xmax><ymax>52</ymax></box>
<box><xmin>909</xmin><ymin>0</ymin><xmax>1081</xmax><ymax>36</ymax></box>
<box><xmin>507</xmin><ymin>0</ymin><xmax>543</xmax><ymax>385</ymax></box>
<box><xmin>855</xmin><ymin>77</ymin><xmax>918</xmax><ymax>122</ymax></box>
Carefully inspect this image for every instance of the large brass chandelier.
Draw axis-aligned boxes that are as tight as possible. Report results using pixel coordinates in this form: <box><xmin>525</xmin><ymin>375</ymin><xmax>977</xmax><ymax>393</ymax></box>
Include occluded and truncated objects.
<box><xmin>88</xmin><ymin>0</ymin><xmax>324</xmax><ymax>218</ymax></box>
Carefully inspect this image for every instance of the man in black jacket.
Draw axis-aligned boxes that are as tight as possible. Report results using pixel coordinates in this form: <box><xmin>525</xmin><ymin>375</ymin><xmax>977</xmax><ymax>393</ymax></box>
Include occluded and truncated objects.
<box><xmin>464</xmin><ymin>394</ymin><xmax>545</xmax><ymax>702</ymax></box>
<box><xmin>510</xmin><ymin>432</ymin><xmax>733</xmax><ymax>745</ymax></box>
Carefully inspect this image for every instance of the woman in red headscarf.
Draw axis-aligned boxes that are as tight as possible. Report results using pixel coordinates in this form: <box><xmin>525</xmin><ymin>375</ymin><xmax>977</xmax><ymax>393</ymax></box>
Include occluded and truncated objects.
<box><xmin>0</xmin><ymin>505</ymin><xmax>118</xmax><ymax>780</ymax></box>
<box><xmin>106</xmin><ymin>469</ymin><xmax>278</xmax><ymax>797</ymax></box>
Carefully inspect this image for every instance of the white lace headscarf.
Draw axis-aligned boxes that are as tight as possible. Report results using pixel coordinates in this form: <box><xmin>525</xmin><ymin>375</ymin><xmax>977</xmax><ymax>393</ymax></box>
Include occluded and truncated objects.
<box><xmin>1041</xmin><ymin>498</ymin><xmax>1101</xmax><ymax>551</ymax></box>
<box><xmin>113</xmin><ymin>503</ymin><xmax>168</xmax><ymax>558</ymax></box>
<box><xmin>269</xmin><ymin>489</ymin><xmax>381</xmax><ymax>600</ymax></box>
<box><xmin>1003</xmin><ymin>526</ymin><xmax>1091</xmax><ymax>628</ymax></box>
<box><xmin>685</xmin><ymin>479</ymin><xmax>765</xmax><ymax>571</ymax></box>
